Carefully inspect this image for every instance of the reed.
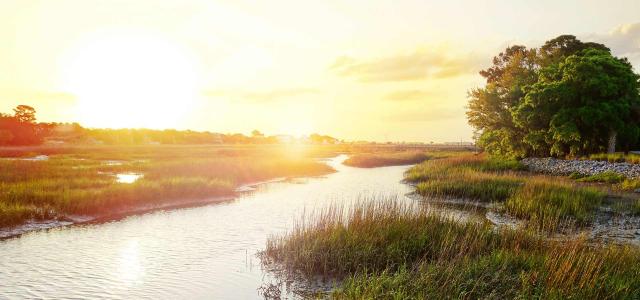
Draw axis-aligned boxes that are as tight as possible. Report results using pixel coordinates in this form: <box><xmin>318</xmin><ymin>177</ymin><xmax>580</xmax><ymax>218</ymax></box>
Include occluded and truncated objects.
<box><xmin>504</xmin><ymin>178</ymin><xmax>605</xmax><ymax>230</ymax></box>
<box><xmin>406</xmin><ymin>154</ymin><xmax>622</xmax><ymax>231</ymax></box>
<box><xmin>262</xmin><ymin>199</ymin><xmax>640</xmax><ymax>299</ymax></box>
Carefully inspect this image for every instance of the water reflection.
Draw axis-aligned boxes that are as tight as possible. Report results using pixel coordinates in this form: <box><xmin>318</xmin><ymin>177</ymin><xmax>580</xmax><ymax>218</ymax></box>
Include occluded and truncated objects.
<box><xmin>116</xmin><ymin>173</ymin><xmax>143</xmax><ymax>184</ymax></box>
<box><xmin>118</xmin><ymin>240</ymin><xmax>144</xmax><ymax>285</ymax></box>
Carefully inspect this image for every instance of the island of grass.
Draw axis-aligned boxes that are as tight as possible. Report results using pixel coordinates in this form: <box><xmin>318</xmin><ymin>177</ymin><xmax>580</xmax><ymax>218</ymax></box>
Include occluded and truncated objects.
<box><xmin>342</xmin><ymin>150</ymin><xmax>463</xmax><ymax>168</ymax></box>
<box><xmin>0</xmin><ymin>145</ymin><xmax>336</xmax><ymax>230</ymax></box>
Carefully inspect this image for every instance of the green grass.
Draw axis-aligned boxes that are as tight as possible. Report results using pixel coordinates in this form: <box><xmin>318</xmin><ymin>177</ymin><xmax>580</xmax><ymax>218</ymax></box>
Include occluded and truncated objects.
<box><xmin>262</xmin><ymin>199</ymin><xmax>533</xmax><ymax>278</ymax></box>
<box><xmin>262</xmin><ymin>199</ymin><xmax>640</xmax><ymax>299</ymax></box>
<box><xmin>504</xmin><ymin>179</ymin><xmax>605</xmax><ymax>230</ymax></box>
<box><xmin>573</xmin><ymin>171</ymin><xmax>627</xmax><ymax>184</ymax></box>
<box><xmin>0</xmin><ymin>145</ymin><xmax>335</xmax><ymax>228</ymax></box>
<box><xmin>406</xmin><ymin>154</ymin><xmax>619</xmax><ymax>230</ymax></box>
<box><xmin>408</xmin><ymin>155</ymin><xmax>523</xmax><ymax>203</ymax></box>
<box><xmin>619</xmin><ymin>178</ymin><xmax>640</xmax><ymax>191</ymax></box>
<box><xmin>342</xmin><ymin>151</ymin><xmax>432</xmax><ymax>168</ymax></box>
<box><xmin>415</xmin><ymin>176</ymin><xmax>521</xmax><ymax>202</ymax></box>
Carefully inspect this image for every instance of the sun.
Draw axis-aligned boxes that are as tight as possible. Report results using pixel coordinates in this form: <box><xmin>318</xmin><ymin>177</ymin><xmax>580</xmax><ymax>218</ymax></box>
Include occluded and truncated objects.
<box><xmin>59</xmin><ymin>29</ymin><xmax>201</xmax><ymax>129</ymax></box>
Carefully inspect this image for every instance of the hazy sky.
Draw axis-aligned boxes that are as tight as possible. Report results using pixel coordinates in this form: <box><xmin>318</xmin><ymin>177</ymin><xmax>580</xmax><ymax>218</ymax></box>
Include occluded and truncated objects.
<box><xmin>1</xmin><ymin>0</ymin><xmax>639</xmax><ymax>142</ymax></box>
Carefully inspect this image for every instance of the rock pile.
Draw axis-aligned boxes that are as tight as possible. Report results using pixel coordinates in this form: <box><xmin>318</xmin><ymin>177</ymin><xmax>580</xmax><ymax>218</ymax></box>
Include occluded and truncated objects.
<box><xmin>520</xmin><ymin>157</ymin><xmax>640</xmax><ymax>179</ymax></box>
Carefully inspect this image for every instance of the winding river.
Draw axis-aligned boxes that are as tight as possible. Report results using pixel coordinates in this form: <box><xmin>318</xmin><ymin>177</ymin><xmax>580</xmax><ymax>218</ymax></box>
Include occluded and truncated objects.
<box><xmin>0</xmin><ymin>155</ymin><xmax>425</xmax><ymax>299</ymax></box>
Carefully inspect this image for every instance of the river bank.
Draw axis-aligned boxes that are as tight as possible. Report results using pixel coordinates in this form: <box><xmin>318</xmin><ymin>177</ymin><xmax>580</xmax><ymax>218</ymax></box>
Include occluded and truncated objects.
<box><xmin>0</xmin><ymin>145</ymin><xmax>335</xmax><ymax>231</ymax></box>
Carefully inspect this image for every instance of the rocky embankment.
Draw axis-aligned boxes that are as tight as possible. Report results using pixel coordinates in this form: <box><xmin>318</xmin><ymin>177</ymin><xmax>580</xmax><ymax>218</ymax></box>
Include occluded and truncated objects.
<box><xmin>521</xmin><ymin>157</ymin><xmax>640</xmax><ymax>179</ymax></box>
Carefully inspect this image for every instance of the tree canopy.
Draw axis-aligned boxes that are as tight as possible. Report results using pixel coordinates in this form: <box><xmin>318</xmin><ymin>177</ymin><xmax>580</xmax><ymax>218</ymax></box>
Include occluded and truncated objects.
<box><xmin>467</xmin><ymin>35</ymin><xmax>640</xmax><ymax>158</ymax></box>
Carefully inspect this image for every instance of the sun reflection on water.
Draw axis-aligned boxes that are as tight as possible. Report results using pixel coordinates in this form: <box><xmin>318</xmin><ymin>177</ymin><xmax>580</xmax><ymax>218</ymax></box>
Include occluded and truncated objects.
<box><xmin>117</xmin><ymin>240</ymin><xmax>144</xmax><ymax>285</ymax></box>
<box><xmin>116</xmin><ymin>173</ymin><xmax>143</xmax><ymax>184</ymax></box>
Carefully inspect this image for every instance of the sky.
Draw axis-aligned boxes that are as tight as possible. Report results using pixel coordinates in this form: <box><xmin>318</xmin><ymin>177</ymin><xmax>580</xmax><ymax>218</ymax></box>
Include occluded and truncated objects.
<box><xmin>1</xmin><ymin>0</ymin><xmax>639</xmax><ymax>142</ymax></box>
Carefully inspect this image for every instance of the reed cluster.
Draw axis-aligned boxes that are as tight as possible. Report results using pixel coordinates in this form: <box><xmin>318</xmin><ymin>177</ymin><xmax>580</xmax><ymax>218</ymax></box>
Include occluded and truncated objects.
<box><xmin>262</xmin><ymin>199</ymin><xmax>640</xmax><ymax>299</ymax></box>
<box><xmin>406</xmin><ymin>154</ymin><xmax>611</xmax><ymax>231</ymax></box>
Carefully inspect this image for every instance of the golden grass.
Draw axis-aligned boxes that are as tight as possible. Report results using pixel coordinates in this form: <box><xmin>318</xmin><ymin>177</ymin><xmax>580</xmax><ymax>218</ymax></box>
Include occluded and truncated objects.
<box><xmin>0</xmin><ymin>145</ymin><xmax>334</xmax><ymax>228</ymax></box>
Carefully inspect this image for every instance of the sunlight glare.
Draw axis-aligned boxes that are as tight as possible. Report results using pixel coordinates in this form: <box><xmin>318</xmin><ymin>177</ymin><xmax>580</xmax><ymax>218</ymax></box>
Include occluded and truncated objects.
<box><xmin>59</xmin><ymin>30</ymin><xmax>201</xmax><ymax>129</ymax></box>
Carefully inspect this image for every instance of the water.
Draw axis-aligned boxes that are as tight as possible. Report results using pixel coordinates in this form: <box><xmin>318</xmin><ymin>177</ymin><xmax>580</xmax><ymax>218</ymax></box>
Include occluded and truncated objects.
<box><xmin>0</xmin><ymin>155</ymin><xmax>419</xmax><ymax>299</ymax></box>
<box><xmin>116</xmin><ymin>173</ymin><xmax>143</xmax><ymax>184</ymax></box>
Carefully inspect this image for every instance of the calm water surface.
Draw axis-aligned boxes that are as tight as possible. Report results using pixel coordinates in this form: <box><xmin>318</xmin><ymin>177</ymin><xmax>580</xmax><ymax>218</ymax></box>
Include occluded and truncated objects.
<box><xmin>0</xmin><ymin>155</ymin><xmax>420</xmax><ymax>299</ymax></box>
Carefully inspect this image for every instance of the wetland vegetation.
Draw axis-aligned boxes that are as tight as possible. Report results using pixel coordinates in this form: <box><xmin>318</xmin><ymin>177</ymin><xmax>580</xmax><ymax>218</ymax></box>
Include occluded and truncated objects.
<box><xmin>263</xmin><ymin>199</ymin><xmax>640</xmax><ymax>299</ymax></box>
<box><xmin>0</xmin><ymin>145</ymin><xmax>335</xmax><ymax>228</ymax></box>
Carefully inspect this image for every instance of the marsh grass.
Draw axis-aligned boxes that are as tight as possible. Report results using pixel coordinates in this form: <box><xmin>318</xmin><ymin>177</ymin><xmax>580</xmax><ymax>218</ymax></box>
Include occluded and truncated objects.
<box><xmin>407</xmin><ymin>154</ymin><xmax>611</xmax><ymax>230</ymax></box>
<box><xmin>589</xmin><ymin>153</ymin><xmax>640</xmax><ymax>164</ymax></box>
<box><xmin>0</xmin><ymin>145</ymin><xmax>334</xmax><ymax>228</ymax></box>
<box><xmin>262</xmin><ymin>199</ymin><xmax>640</xmax><ymax>299</ymax></box>
<box><xmin>407</xmin><ymin>155</ymin><xmax>523</xmax><ymax>203</ymax></box>
<box><xmin>504</xmin><ymin>178</ymin><xmax>605</xmax><ymax>230</ymax></box>
<box><xmin>262</xmin><ymin>199</ymin><xmax>535</xmax><ymax>279</ymax></box>
<box><xmin>570</xmin><ymin>171</ymin><xmax>627</xmax><ymax>184</ymax></box>
<box><xmin>342</xmin><ymin>151</ymin><xmax>432</xmax><ymax>168</ymax></box>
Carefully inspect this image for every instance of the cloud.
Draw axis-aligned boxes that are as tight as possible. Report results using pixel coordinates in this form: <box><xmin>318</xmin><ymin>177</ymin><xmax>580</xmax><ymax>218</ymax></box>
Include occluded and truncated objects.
<box><xmin>330</xmin><ymin>48</ymin><xmax>482</xmax><ymax>82</ymax></box>
<box><xmin>586</xmin><ymin>23</ymin><xmax>640</xmax><ymax>65</ymax></box>
<box><xmin>383</xmin><ymin>108</ymin><xmax>462</xmax><ymax>123</ymax></box>
<box><xmin>204</xmin><ymin>87</ymin><xmax>319</xmax><ymax>103</ymax></box>
<box><xmin>383</xmin><ymin>89</ymin><xmax>432</xmax><ymax>102</ymax></box>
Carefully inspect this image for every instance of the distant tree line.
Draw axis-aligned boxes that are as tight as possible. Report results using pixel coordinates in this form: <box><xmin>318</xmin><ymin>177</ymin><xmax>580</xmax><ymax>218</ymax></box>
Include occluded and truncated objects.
<box><xmin>467</xmin><ymin>35</ymin><xmax>640</xmax><ymax>158</ymax></box>
<box><xmin>0</xmin><ymin>105</ymin><xmax>339</xmax><ymax>146</ymax></box>
<box><xmin>0</xmin><ymin>105</ymin><xmax>55</xmax><ymax>145</ymax></box>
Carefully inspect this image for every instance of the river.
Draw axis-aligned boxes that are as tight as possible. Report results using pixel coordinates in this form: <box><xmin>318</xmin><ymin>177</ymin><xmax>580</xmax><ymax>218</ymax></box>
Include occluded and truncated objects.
<box><xmin>0</xmin><ymin>155</ymin><xmax>423</xmax><ymax>299</ymax></box>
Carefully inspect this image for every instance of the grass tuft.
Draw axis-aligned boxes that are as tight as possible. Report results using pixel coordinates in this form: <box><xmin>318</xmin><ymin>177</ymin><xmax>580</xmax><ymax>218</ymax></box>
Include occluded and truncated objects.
<box><xmin>343</xmin><ymin>151</ymin><xmax>431</xmax><ymax>168</ymax></box>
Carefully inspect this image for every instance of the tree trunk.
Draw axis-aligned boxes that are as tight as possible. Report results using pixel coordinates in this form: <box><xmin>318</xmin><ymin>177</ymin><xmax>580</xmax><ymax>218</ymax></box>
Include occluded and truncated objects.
<box><xmin>607</xmin><ymin>129</ymin><xmax>617</xmax><ymax>154</ymax></box>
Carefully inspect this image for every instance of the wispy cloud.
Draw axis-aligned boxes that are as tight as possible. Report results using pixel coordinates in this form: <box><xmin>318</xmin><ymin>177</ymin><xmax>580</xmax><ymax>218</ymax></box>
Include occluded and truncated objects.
<box><xmin>383</xmin><ymin>89</ymin><xmax>432</xmax><ymax>102</ymax></box>
<box><xmin>330</xmin><ymin>48</ymin><xmax>482</xmax><ymax>82</ymax></box>
<box><xmin>383</xmin><ymin>108</ymin><xmax>462</xmax><ymax>123</ymax></box>
<box><xmin>586</xmin><ymin>22</ymin><xmax>640</xmax><ymax>64</ymax></box>
<box><xmin>204</xmin><ymin>87</ymin><xmax>319</xmax><ymax>102</ymax></box>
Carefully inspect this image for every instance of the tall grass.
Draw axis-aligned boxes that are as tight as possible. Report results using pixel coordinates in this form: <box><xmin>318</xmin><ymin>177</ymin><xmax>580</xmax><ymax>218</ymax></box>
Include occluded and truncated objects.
<box><xmin>0</xmin><ymin>146</ymin><xmax>334</xmax><ymax>228</ymax></box>
<box><xmin>262</xmin><ymin>199</ymin><xmax>534</xmax><ymax>278</ymax></box>
<box><xmin>504</xmin><ymin>178</ymin><xmax>605</xmax><ymax>230</ymax></box>
<box><xmin>342</xmin><ymin>151</ymin><xmax>432</xmax><ymax>168</ymax></box>
<box><xmin>262</xmin><ymin>199</ymin><xmax>640</xmax><ymax>299</ymax></box>
<box><xmin>406</xmin><ymin>154</ymin><xmax>613</xmax><ymax>231</ymax></box>
<box><xmin>408</xmin><ymin>154</ymin><xmax>523</xmax><ymax>203</ymax></box>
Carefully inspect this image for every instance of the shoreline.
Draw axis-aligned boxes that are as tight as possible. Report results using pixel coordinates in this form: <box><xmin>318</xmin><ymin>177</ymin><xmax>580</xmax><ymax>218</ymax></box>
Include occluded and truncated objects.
<box><xmin>0</xmin><ymin>177</ymin><xmax>291</xmax><ymax>240</ymax></box>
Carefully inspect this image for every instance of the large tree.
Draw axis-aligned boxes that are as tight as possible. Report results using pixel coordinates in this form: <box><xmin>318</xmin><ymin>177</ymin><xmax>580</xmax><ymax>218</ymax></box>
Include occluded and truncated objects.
<box><xmin>514</xmin><ymin>49</ymin><xmax>640</xmax><ymax>156</ymax></box>
<box><xmin>467</xmin><ymin>35</ymin><xmax>640</xmax><ymax>158</ymax></box>
<box><xmin>467</xmin><ymin>45</ymin><xmax>538</xmax><ymax>158</ymax></box>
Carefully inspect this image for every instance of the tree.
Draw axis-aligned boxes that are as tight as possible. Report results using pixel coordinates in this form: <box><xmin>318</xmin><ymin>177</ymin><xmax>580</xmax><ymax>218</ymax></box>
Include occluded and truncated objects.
<box><xmin>467</xmin><ymin>35</ymin><xmax>640</xmax><ymax>158</ymax></box>
<box><xmin>13</xmin><ymin>105</ymin><xmax>36</xmax><ymax>123</ymax></box>
<box><xmin>0</xmin><ymin>129</ymin><xmax>13</xmax><ymax>145</ymax></box>
<box><xmin>513</xmin><ymin>49</ymin><xmax>640</xmax><ymax>156</ymax></box>
<box><xmin>467</xmin><ymin>45</ymin><xmax>539</xmax><ymax>158</ymax></box>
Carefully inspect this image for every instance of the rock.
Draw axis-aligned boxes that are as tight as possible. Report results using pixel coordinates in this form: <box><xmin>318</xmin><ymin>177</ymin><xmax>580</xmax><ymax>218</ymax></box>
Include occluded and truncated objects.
<box><xmin>520</xmin><ymin>157</ymin><xmax>639</xmax><ymax>179</ymax></box>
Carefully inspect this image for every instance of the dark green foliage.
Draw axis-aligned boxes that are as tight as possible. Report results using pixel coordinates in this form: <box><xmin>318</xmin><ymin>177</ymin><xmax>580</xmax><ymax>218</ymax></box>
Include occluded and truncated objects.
<box><xmin>468</xmin><ymin>35</ymin><xmax>640</xmax><ymax>158</ymax></box>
